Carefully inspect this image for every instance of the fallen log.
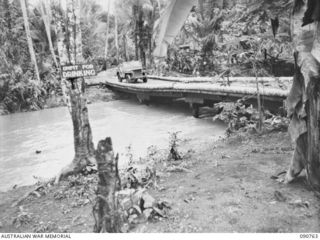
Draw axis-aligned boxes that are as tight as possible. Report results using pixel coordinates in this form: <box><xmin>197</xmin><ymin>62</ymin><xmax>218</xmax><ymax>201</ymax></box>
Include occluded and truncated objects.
<box><xmin>148</xmin><ymin>75</ymin><xmax>292</xmax><ymax>85</ymax></box>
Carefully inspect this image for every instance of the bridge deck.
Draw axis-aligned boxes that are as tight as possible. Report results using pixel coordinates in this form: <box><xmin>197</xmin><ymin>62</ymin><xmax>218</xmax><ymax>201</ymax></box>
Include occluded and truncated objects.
<box><xmin>88</xmin><ymin>71</ymin><xmax>291</xmax><ymax>115</ymax></box>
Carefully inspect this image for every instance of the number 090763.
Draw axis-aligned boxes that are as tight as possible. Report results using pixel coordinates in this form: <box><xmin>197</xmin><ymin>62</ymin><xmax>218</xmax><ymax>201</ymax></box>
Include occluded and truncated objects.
<box><xmin>300</xmin><ymin>234</ymin><xmax>318</xmax><ymax>238</ymax></box>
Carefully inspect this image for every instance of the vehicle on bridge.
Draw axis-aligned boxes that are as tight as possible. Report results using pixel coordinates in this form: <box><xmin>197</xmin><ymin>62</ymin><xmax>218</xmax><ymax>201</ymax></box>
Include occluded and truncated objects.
<box><xmin>116</xmin><ymin>61</ymin><xmax>147</xmax><ymax>83</ymax></box>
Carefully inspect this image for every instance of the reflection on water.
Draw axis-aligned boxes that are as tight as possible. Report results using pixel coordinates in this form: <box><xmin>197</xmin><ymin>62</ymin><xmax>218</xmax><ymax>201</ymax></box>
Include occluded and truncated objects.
<box><xmin>0</xmin><ymin>100</ymin><xmax>225</xmax><ymax>191</ymax></box>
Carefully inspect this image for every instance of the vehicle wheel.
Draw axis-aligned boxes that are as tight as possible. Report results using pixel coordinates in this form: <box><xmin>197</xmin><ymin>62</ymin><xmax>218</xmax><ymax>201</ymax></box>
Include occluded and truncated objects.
<box><xmin>117</xmin><ymin>73</ymin><xmax>122</xmax><ymax>82</ymax></box>
<box><xmin>126</xmin><ymin>74</ymin><xmax>132</xmax><ymax>83</ymax></box>
<box><xmin>143</xmin><ymin>77</ymin><xmax>147</xmax><ymax>83</ymax></box>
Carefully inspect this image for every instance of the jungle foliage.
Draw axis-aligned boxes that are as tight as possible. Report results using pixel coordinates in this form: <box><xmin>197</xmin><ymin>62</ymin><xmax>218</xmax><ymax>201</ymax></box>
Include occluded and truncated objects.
<box><xmin>0</xmin><ymin>0</ymin><xmax>165</xmax><ymax>113</ymax></box>
<box><xmin>0</xmin><ymin>0</ymin><xmax>295</xmax><ymax>114</ymax></box>
<box><xmin>0</xmin><ymin>0</ymin><xmax>60</xmax><ymax>113</ymax></box>
<box><xmin>167</xmin><ymin>0</ymin><xmax>294</xmax><ymax>77</ymax></box>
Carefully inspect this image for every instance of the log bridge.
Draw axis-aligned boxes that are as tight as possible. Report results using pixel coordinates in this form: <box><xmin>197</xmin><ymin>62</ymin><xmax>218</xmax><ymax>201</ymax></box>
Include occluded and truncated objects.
<box><xmin>97</xmin><ymin>73</ymin><xmax>291</xmax><ymax>118</ymax></box>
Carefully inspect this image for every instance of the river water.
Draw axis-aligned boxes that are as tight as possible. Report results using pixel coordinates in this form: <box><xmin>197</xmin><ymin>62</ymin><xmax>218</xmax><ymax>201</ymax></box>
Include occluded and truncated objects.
<box><xmin>0</xmin><ymin>100</ymin><xmax>225</xmax><ymax>192</ymax></box>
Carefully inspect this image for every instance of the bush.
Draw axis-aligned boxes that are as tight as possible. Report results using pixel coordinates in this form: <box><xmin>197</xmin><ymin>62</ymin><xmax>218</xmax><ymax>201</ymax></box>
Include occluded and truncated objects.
<box><xmin>1</xmin><ymin>69</ymin><xmax>48</xmax><ymax>113</ymax></box>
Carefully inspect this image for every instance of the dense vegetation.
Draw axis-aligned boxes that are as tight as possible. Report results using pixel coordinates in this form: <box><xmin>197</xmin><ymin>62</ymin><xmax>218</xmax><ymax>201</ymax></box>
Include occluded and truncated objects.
<box><xmin>168</xmin><ymin>0</ymin><xmax>294</xmax><ymax>77</ymax></box>
<box><xmin>0</xmin><ymin>0</ymin><xmax>60</xmax><ymax>114</ymax></box>
<box><xmin>0</xmin><ymin>0</ymin><xmax>164</xmax><ymax>114</ymax></box>
<box><xmin>0</xmin><ymin>0</ymin><xmax>294</xmax><ymax>114</ymax></box>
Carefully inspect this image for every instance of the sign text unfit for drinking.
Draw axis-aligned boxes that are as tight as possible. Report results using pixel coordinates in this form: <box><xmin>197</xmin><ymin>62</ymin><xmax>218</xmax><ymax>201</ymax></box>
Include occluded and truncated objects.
<box><xmin>61</xmin><ymin>64</ymin><xmax>96</xmax><ymax>78</ymax></box>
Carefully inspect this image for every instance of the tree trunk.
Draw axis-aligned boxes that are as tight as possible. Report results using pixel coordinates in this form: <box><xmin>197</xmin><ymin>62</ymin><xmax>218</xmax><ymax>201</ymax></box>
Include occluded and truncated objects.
<box><xmin>133</xmin><ymin>5</ymin><xmax>139</xmax><ymax>60</ymax></box>
<box><xmin>20</xmin><ymin>0</ymin><xmax>40</xmax><ymax>82</ymax></box>
<box><xmin>148</xmin><ymin>34</ymin><xmax>153</xmax><ymax>68</ymax></box>
<box><xmin>56</xmin><ymin>78</ymin><xmax>95</xmax><ymax>181</ymax></box>
<box><xmin>39</xmin><ymin>0</ymin><xmax>59</xmax><ymax>68</ymax></box>
<box><xmin>147</xmin><ymin>4</ymin><xmax>156</xmax><ymax>68</ymax></box>
<box><xmin>198</xmin><ymin>0</ymin><xmax>204</xmax><ymax>20</ymax></box>
<box><xmin>134</xmin><ymin>31</ymin><xmax>139</xmax><ymax>60</ymax></box>
<box><xmin>140</xmin><ymin>47</ymin><xmax>146</xmax><ymax>68</ymax></box>
<box><xmin>123</xmin><ymin>35</ymin><xmax>128</xmax><ymax>61</ymax></box>
<box><xmin>104</xmin><ymin>0</ymin><xmax>111</xmax><ymax>63</ymax></box>
<box><xmin>114</xmin><ymin>15</ymin><xmax>119</xmax><ymax>63</ymax></box>
<box><xmin>285</xmin><ymin>2</ymin><xmax>320</xmax><ymax>189</ymax></box>
<box><xmin>157</xmin><ymin>0</ymin><xmax>161</xmax><ymax>13</ymax></box>
<box><xmin>138</xmin><ymin>8</ymin><xmax>146</xmax><ymax>67</ymax></box>
<box><xmin>56</xmin><ymin>0</ymin><xmax>95</xmax><ymax>182</ymax></box>
<box><xmin>93</xmin><ymin>137</ymin><xmax>121</xmax><ymax>233</ymax></box>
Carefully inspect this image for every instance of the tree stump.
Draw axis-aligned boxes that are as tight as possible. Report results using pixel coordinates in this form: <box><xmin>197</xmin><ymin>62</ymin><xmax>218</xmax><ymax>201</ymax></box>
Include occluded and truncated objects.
<box><xmin>93</xmin><ymin>137</ymin><xmax>122</xmax><ymax>233</ymax></box>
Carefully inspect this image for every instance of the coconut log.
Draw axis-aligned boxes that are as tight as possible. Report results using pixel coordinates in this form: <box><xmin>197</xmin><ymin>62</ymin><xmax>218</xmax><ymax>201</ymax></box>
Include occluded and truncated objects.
<box><xmin>93</xmin><ymin>137</ymin><xmax>121</xmax><ymax>233</ymax></box>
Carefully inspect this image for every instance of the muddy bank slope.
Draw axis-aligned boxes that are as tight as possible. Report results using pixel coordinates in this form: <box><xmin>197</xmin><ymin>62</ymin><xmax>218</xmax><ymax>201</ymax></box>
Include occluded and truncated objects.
<box><xmin>0</xmin><ymin>131</ymin><xmax>319</xmax><ymax>233</ymax></box>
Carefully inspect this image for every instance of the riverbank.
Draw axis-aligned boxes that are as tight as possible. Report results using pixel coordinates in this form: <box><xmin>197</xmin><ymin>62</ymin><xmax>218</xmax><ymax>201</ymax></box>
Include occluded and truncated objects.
<box><xmin>0</xmin><ymin>130</ymin><xmax>319</xmax><ymax>233</ymax></box>
<box><xmin>0</xmin><ymin>85</ymin><xmax>122</xmax><ymax>116</ymax></box>
<box><xmin>44</xmin><ymin>86</ymin><xmax>123</xmax><ymax>110</ymax></box>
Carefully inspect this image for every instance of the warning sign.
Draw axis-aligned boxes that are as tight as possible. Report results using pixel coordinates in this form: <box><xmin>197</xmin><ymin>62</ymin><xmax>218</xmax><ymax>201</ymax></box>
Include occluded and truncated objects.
<box><xmin>61</xmin><ymin>64</ymin><xmax>97</xmax><ymax>78</ymax></box>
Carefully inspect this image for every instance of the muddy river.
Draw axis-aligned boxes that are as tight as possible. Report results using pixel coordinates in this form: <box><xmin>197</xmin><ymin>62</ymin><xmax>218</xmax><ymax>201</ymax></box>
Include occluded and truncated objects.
<box><xmin>0</xmin><ymin>100</ymin><xmax>225</xmax><ymax>191</ymax></box>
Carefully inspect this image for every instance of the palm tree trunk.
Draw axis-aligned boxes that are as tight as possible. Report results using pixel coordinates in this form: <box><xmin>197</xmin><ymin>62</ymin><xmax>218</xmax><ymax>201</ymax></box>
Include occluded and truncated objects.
<box><xmin>148</xmin><ymin>33</ymin><xmax>153</xmax><ymax>67</ymax></box>
<box><xmin>133</xmin><ymin>5</ymin><xmax>139</xmax><ymax>60</ymax></box>
<box><xmin>114</xmin><ymin>15</ymin><xmax>119</xmax><ymax>63</ymax></box>
<box><xmin>134</xmin><ymin>32</ymin><xmax>139</xmax><ymax>60</ymax></box>
<box><xmin>20</xmin><ymin>0</ymin><xmax>40</xmax><ymax>82</ymax></box>
<box><xmin>39</xmin><ymin>0</ymin><xmax>59</xmax><ymax>68</ymax></box>
<box><xmin>123</xmin><ymin>35</ymin><xmax>128</xmax><ymax>61</ymax></box>
<box><xmin>198</xmin><ymin>0</ymin><xmax>204</xmax><ymax>20</ymax></box>
<box><xmin>56</xmin><ymin>0</ymin><xmax>95</xmax><ymax>182</ymax></box>
<box><xmin>104</xmin><ymin>0</ymin><xmax>111</xmax><ymax>63</ymax></box>
<box><xmin>138</xmin><ymin>7</ymin><xmax>145</xmax><ymax>66</ymax></box>
<box><xmin>157</xmin><ymin>0</ymin><xmax>161</xmax><ymax>12</ymax></box>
